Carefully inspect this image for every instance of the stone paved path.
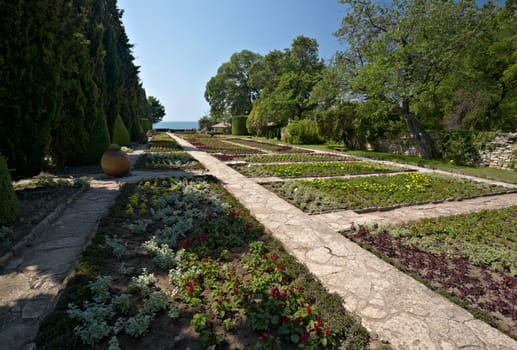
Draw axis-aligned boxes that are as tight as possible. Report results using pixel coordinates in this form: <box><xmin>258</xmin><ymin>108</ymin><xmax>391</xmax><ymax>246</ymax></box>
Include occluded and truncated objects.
<box><xmin>172</xmin><ymin>134</ymin><xmax>517</xmax><ymax>350</ymax></box>
<box><xmin>0</xmin><ymin>180</ymin><xmax>120</xmax><ymax>350</ymax></box>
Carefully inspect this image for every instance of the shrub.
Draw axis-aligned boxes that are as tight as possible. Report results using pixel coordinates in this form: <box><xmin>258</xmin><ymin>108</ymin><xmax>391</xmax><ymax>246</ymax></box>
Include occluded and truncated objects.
<box><xmin>0</xmin><ymin>155</ymin><xmax>20</xmax><ymax>225</ymax></box>
<box><xmin>232</xmin><ymin>115</ymin><xmax>249</xmax><ymax>135</ymax></box>
<box><xmin>112</xmin><ymin>115</ymin><xmax>131</xmax><ymax>147</ymax></box>
<box><xmin>285</xmin><ymin>119</ymin><xmax>323</xmax><ymax>145</ymax></box>
<box><xmin>439</xmin><ymin>131</ymin><xmax>479</xmax><ymax>165</ymax></box>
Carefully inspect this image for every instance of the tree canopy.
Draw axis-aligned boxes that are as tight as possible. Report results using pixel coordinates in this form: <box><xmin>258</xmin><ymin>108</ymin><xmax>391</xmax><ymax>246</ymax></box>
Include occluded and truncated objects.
<box><xmin>334</xmin><ymin>0</ymin><xmax>517</xmax><ymax>157</ymax></box>
<box><xmin>0</xmin><ymin>0</ymin><xmax>155</xmax><ymax>177</ymax></box>
<box><xmin>204</xmin><ymin>50</ymin><xmax>263</xmax><ymax>119</ymax></box>
<box><xmin>246</xmin><ymin>36</ymin><xmax>325</xmax><ymax>135</ymax></box>
<box><xmin>148</xmin><ymin>96</ymin><xmax>166</xmax><ymax>124</ymax></box>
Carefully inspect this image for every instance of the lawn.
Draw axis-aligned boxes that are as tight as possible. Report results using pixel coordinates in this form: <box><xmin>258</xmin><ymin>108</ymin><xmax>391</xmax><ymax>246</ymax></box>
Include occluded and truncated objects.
<box><xmin>344</xmin><ymin>150</ymin><xmax>517</xmax><ymax>184</ymax></box>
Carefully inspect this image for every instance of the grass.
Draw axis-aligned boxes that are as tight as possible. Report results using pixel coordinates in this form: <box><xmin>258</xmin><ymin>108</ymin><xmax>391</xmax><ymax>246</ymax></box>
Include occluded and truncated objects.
<box><xmin>343</xmin><ymin>150</ymin><xmax>517</xmax><ymax>184</ymax></box>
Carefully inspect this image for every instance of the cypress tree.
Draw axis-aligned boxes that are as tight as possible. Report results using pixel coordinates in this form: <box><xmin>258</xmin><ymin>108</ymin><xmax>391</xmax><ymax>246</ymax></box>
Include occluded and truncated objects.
<box><xmin>232</xmin><ymin>116</ymin><xmax>249</xmax><ymax>135</ymax></box>
<box><xmin>0</xmin><ymin>155</ymin><xmax>20</xmax><ymax>225</ymax></box>
<box><xmin>112</xmin><ymin>115</ymin><xmax>131</xmax><ymax>146</ymax></box>
<box><xmin>0</xmin><ymin>0</ymin><xmax>61</xmax><ymax>179</ymax></box>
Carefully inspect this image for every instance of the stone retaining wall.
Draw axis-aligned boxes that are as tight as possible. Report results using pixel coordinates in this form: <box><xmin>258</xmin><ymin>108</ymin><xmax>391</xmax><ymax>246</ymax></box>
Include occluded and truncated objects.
<box><xmin>372</xmin><ymin>132</ymin><xmax>516</xmax><ymax>170</ymax></box>
<box><xmin>477</xmin><ymin>132</ymin><xmax>516</xmax><ymax>169</ymax></box>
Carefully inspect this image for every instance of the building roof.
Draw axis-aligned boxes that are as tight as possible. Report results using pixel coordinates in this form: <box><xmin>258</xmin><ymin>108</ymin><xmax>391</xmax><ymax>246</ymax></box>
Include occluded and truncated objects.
<box><xmin>211</xmin><ymin>122</ymin><xmax>231</xmax><ymax>128</ymax></box>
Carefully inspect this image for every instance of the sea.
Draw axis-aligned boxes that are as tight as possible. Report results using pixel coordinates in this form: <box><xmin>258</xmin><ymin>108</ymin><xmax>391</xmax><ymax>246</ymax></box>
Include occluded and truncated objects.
<box><xmin>153</xmin><ymin>121</ymin><xmax>198</xmax><ymax>130</ymax></box>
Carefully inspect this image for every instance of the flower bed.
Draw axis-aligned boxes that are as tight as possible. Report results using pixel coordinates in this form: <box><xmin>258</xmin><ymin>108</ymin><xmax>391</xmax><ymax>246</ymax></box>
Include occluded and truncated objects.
<box><xmin>135</xmin><ymin>152</ymin><xmax>203</xmax><ymax>170</ymax></box>
<box><xmin>147</xmin><ymin>132</ymin><xmax>183</xmax><ymax>152</ymax></box>
<box><xmin>342</xmin><ymin>206</ymin><xmax>517</xmax><ymax>339</ymax></box>
<box><xmin>232</xmin><ymin>161</ymin><xmax>401</xmax><ymax>178</ymax></box>
<box><xmin>36</xmin><ymin>176</ymin><xmax>374</xmax><ymax>349</ymax></box>
<box><xmin>179</xmin><ymin>134</ymin><xmax>264</xmax><ymax>155</ymax></box>
<box><xmin>219</xmin><ymin>153</ymin><xmax>353</xmax><ymax>163</ymax></box>
<box><xmin>227</xmin><ymin>138</ymin><xmax>310</xmax><ymax>153</ymax></box>
<box><xmin>265</xmin><ymin>173</ymin><xmax>512</xmax><ymax>213</ymax></box>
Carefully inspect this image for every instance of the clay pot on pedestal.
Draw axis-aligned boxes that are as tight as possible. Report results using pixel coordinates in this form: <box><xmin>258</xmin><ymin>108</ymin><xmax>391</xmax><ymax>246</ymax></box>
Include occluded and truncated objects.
<box><xmin>101</xmin><ymin>144</ymin><xmax>130</xmax><ymax>177</ymax></box>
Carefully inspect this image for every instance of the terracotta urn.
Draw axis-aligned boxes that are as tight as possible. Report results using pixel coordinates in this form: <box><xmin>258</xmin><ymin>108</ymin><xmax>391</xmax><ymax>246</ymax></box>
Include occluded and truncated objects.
<box><xmin>101</xmin><ymin>144</ymin><xmax>130</xmax><ymax>177</ymax></box>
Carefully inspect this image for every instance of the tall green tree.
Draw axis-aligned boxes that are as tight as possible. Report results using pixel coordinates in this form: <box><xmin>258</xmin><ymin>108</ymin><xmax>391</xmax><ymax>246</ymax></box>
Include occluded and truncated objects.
<box><xmin>247</xmin><ymin>36</ymin><xmax>324</xmax><ymax>135</ymax></box>
<box><xmin>335</xmin><ymin>0</ymin><xmax>487</xmax><ymax>158</ymax></box>
<box><xmin>50</xmin><ymin>0</ymin><xmax>99</xmax><ymax>166</ymax></box>
<box><xmin>0</xmin><ymin>0</ymin><xmax>62</xmax><ymax>178</ymax></box>
<box><xmin>205</xmin><ymin>50</ymin><xmax>263</xmax><ymax>119</ymax></box>
<box><xmin>441</xmin><ymin>0</ymin><xmax>517</xmax><ymax>131</ymax></box>
<box><xmin>0</xmin><ymin>0</ymin><xmax>149</xmax><ymax>174</ymax></box>
<box><xmin>310</xmin><ymin>56</ymin><xmax>364</xmax><ymax>148</ymax></box>
<box><xmin>148</xmin><ymin>96</ymin><xmax>166</xmax><ymax>124</ymax></box>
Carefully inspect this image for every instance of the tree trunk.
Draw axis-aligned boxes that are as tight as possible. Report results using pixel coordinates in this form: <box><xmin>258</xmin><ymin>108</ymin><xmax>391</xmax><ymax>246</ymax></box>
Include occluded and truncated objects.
<box><xmin>400</xmin><ymin>100</ymin><xmax>435</xmax><ymax>159</ymax></box>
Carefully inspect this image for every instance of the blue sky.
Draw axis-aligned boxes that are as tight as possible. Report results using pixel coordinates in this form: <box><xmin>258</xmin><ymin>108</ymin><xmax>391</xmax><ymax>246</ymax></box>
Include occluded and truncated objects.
<box><xmin>118</xmin><ymin>0</ymin><xmax>347</xmax><ymax>122</ymax></box>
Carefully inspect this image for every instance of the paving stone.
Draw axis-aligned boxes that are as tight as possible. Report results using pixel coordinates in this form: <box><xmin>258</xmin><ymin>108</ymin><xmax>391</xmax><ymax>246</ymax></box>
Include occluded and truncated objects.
<box><xmin>22</xmin><ymin>298</ymin><xmax>50</xmax><ymax>319</ymax></box>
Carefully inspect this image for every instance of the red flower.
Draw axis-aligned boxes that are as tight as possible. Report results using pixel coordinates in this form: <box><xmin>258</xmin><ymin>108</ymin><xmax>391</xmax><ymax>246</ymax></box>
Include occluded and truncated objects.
<box><xmin>277</xmin><ymin>264</ymin><xmax>285</xmax><ymax>272</ymax></box>
<box><xmin>324</xmin><ymin>328</ymin><xmax>330</xmax><ymax>336</ymax></box>
<box><xmin>179</xmin><ymin>241</ymin><xmax>186</xmax><ymax>249</ymax></box>
<box><xmin>315</xmin><ymin>324</ymin><xmax>321</xmax><ymax>334</ymax></box>
<box><xmin>306</xmin><ymin>304</ymin><xmax>312</xmax><ymax>314</ymax></box>
<box><xmin>229</xmin><ymin>209</ymin><xmax>241</xmax><ymax>218</ymax></box>
<box><xmin>300</xmin><ymin>331</ymin><xmax>310</xmax><ymax>344</ymax></box>
<box><xmin>282</xmin><ymin>316</ymin><xmax>290</xmax><ymax>323</ymax></box>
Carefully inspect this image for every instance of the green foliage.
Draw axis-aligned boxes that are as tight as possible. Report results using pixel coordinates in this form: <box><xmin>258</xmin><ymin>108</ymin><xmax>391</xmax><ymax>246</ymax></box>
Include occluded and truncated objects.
<box><xmin>269</xmin><ymin>173</ymin><xmax>510</xmax><ymax>213</ymax></box>
<box><xmin>205</xmin><ymin>50</ymin><xmax>262</xmax><ymax>119</ymax></box>
<box><xmin>111</xmin><ymin>115</ymin><xmax>131</xmax><ymax>147</ymax></box>
<box><xmin>82</xmin><ymin>116</ymin><xmax>111</xmax><ymax>164</ymax></box>
<box><xmin>439</xmin><ymin>131</ymin><xmax>479</xmax><ymax>165</ymax></box>
<box><xmin>0</xmin><ymin>155</ymin><xmax>19</xmax><ymax>225</ymax></box>
<box><xmin>334</xmin><ymin>0</ymin><xmax>517</xmax><ymax>156</ymax></box>
<box><xmin>233</xmin><ymin>161</ymin><xmax>395</xmax><ymax>178</ymax></box>
<box><xmin>232</xmin><ymin>115</ymin><xmax>249</xmax><ymax>135</ymax></box>
<box><xmin>147</xmin><ymin>96</ymin><xmax>165</xmax><ymax>124</ymax></box>
<box><xmin>246</xmin><ymin>36</ymin><xmax>324</xmax><ymax>134</ymax></box>
<box><xmin>0</xmin><ymin>0</ymin><xmax>59</xmax><ymax>179</ymax></box>
<box><xmin>285</xmin><ymin>119</ymin><xmax>323</xmax><ymax>145</ymax></box>
<box><xmin>0</xmin><ymin>0</ymin><xmax>150</xmax><ymax>173</ymax></box>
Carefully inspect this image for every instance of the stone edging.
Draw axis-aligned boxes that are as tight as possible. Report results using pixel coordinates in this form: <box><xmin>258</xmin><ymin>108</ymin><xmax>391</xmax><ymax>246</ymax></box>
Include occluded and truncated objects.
<box><xmin>0</xmin><ymin>184</ymin><xmax>89</xmax><ymax>268</ymax></box>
